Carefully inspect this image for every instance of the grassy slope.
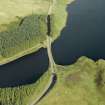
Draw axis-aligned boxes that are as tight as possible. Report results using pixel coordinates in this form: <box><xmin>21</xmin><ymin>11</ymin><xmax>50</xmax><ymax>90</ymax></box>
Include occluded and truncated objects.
<box><xmin>51</xmin><ymin>0</ymin><xmax>72</xmax><ymax>40</ymax></box>
<box><xmin>0</xmin><ymin>0</ymin><xmax>49</xmax><ymax>25</ymax></box>
<box><xmin>38</xmin><ymin>57</ymin><xmax>105</xmax><ymax>105</ymax></box>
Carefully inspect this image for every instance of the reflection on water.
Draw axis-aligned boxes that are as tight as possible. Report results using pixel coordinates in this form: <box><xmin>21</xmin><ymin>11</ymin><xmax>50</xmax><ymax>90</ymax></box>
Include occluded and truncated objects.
<box><xmin>0</xmin><ymin>48</ymin><xmax>49</xmax><ymax>87</ymax></box>
<box><xmin>53</xmin><ymin>0</ymin><xmax>105</xmax><ymax>65</ymax></box>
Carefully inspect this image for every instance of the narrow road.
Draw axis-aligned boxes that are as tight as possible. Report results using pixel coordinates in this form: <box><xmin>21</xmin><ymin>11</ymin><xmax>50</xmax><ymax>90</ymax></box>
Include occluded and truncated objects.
<box><xmin>47</xmin><ymin>0</ymin><xmax>57</xmax><ymax>73</ymax></box>
<box><xmin>30</xmin><ymin>0</ymin><xmax>57</xmax><ymax>105</ymax></box>
<box><xmin>30</xmin><ymin>73</ymin><xmax>57</xmax><ymax>105</ymax></box>
<box><xmin>30</xmin><ymin>36</ymin><xmax>57</xmax><ymax>105</ymax></box>
<box><xmin>46</xmin><ymin>36</ymin><xmax>56</xmax><ymax>73</ymax></box>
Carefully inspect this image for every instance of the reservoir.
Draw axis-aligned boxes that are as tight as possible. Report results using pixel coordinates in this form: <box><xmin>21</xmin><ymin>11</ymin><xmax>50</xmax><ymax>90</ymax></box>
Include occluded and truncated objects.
<box><xmin>53</xmin><ymin>0</ymin><xmax>105</xmax><ymax>65</ymax></box>
<box><xmin>0</xmin><ymin>49</ymin><xmax>49</xmax><ymax>87</ymax></box>
<box><xmin>0</xmin><ymin>0</ymin><xmax>105</xmax><ymax>87</ymax></box>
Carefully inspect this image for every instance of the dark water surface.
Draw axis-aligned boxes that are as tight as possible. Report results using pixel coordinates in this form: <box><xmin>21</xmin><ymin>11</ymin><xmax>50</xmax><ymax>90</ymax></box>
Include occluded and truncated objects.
<box><xmin>53</xmin><ymin>0</ymin><xmax>105</xmax><ymax>65</ymax></box>
<box><xmin>0</xmin><ymin>49</ymin><xmax>49</xmax><ymax>87</ymax></box>
<box><xmin>0</xmin><ymin>0</ymin><xmax>105</xmax><ymax>87</ymax></box>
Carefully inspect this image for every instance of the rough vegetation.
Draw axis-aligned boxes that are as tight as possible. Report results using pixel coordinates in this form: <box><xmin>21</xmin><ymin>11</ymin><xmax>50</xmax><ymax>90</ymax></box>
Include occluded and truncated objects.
<box><xmin>38</xmin><ymin>57</ymin><xmax>105</xmax><ymax>105</ymax></box>
<box><xmin>50</xmin><ymin>0</ymin><xmax>69</xmax><ymax>40</ymax></box>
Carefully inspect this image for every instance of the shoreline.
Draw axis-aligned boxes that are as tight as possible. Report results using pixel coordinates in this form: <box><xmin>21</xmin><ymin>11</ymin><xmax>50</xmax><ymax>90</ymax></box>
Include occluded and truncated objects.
<box><xmin>0</xmin><ymin>44</ymin><xmax>42</xmax><ymax>66</ymax></box>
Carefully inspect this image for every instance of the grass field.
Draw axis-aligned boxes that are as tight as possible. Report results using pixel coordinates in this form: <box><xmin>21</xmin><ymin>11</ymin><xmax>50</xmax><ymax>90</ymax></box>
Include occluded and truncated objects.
<box><xmin>0</xmin><ymin>0</ymin><xmax>49</xmax><ymax>25</ymax></box>
<box><xmin>38</xmin><ymin>57</ymin><xmax>105</xmax><ymax>105</ymax></box>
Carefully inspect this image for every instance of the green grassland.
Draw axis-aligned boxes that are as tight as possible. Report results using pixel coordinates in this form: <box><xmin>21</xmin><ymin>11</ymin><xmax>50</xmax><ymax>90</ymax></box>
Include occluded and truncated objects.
<box><xmin>50</xmin><ymin>0</ymin><xmax>69</xmax><ymax>39</ymax></box>
<box><xmin>0</xmin><ymin>0</ymin><xmax>49</xmax><ymax>25</ymax></box>
<box><xmin>37</xmin><ymin>57</ymin><xmax>105</xmax><ymax>105</ymax></box>
<box><xmin>0</xmin><ymin>0</ymin><xmax>70</xmax><ymax>65</ymax></box>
